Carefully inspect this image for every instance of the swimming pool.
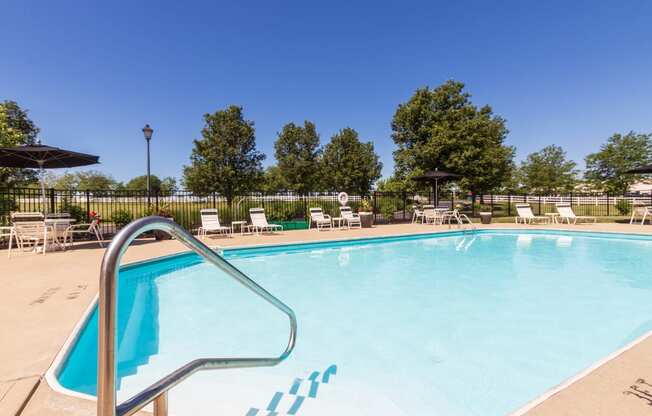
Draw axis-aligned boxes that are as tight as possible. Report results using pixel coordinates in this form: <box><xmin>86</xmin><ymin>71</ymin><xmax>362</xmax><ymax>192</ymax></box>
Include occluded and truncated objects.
<box><xmin>52</xmin><ymin>230</ymin><xmax>652</xmax><ymax>415</ymax></box>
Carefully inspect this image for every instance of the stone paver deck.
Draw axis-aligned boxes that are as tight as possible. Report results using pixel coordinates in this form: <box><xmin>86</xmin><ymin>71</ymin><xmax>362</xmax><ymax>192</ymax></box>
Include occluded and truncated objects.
<box><xmin>2</xmin><ymin>222</ymin><xmax>652</xmax><ymax>415</ymax></box>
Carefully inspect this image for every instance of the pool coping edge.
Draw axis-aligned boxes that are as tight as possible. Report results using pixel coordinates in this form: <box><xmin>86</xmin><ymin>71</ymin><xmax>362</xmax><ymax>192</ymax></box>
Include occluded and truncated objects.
<box><xmin>509</xmin><ymin>327</ymin><xmax>652</xmax><ymax>415</ymax></box>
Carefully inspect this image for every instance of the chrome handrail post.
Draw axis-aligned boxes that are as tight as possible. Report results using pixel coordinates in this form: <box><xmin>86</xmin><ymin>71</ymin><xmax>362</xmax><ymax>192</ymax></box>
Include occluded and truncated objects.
<box><xmin>97</xmin><ymin>216</ymin><xmax>296</xmax><ymax>416</ymax></box>
<box><xmin>153</xmin><ymin>392</ymin><xmax>168</xmax><ymax>416</ymax></box>
<box><xmin>98</xmin><ymin>216</ymin><xmax>155</xmax><ymax>416</ymax></box>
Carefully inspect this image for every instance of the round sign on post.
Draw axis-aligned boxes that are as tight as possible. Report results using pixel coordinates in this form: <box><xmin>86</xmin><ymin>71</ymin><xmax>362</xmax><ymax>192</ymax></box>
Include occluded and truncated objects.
<box><xmin>337</xmin><ymin>192</ymin><xmax>349</xmax><ymax>206</ymax></box>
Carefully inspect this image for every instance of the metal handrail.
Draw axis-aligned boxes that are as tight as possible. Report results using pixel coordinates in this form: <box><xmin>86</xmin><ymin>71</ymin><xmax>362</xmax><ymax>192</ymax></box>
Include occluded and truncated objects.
<box><xmin>98</xmin><ymin>216</ymin><xmax>297</xmax><ymax>416</ymax></box>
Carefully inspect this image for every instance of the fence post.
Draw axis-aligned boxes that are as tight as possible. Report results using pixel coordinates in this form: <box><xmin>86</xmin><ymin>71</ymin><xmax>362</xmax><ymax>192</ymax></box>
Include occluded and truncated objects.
<box><xmin>508</xmin><ymin>194</ymin><xmax>511</xmax><ymax>216</ymax></box>
<box><xmin>212</xmin><ymin>192</ymin><xmax>216</xmax><ymax>209</ymax></box>
<box><xmin>86</xmin><ymin>190</ymin><xmax>91</xmax><ymax>221</ymax></box>
<box><xmin>373</xmin><ymin>191</ymin><xmax>377</xmax><ymax>222</ymax></box>
<box><xmin>607</xmin><ymin>192</ymin><xmax>610</xmax><ymax>216</ymax></box>
<box><xmin>490</xmin><ymin>194</ymin><xmax>494</xmax><ymax>214</ymax></box>
<box><xmin>49</xmin><ymin>188</ymin><xmax>55</xmax><ymax>213</ymax></box>
<box><xmin>471</xmin><ymin>194</ymin><xmax>476</xmax><ymax>217</ymax></box>
<box><xmin>538</xmin><ymin>194</ymin><xmax>542</xmax><ymax>214</ymax></box>
<box><xmin>155</xmin><ymin>190</ymin><xmax>159</xmax><ymax>212</ymax></box>
<box><xmin>402</xmin><ymin>191</ymin><xmax>407</xmax><ymax>222</ymax></box>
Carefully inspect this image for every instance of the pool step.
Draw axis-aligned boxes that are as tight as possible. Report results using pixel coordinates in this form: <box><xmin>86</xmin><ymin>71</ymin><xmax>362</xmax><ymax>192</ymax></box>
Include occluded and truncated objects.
<box><xmin>246</xmin><ymin>365</ymin><xmax>337</xmax><ymax>415</ymax></box>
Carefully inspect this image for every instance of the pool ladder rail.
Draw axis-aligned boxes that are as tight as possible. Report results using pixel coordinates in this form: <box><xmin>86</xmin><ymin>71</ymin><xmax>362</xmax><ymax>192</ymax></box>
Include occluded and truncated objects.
<box><xmin>97</xmin><ymin>216</ymin><xmax>298</xmax><ymax>416</ymax></box>
<box><xmin>444</xmin><ymin>210</ymin><xmax>477</xmax><ymax>231</ymax></box>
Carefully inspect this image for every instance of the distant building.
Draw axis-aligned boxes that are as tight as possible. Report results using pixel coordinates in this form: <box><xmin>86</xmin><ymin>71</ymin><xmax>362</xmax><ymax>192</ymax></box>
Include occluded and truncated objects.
<box><xmin>629</xmin><ymin>180</ymin><xmax>652</xmax><ymax>194</ymax></box>
<box><xmin>572</xmin><ymin>180</ymin><xmax>652</xmax><ymax>194</ymax></box>
<box><xmin>573</xmin><ymin>181</ymin><xmax>599</xmax><ymax>193</ymax></box>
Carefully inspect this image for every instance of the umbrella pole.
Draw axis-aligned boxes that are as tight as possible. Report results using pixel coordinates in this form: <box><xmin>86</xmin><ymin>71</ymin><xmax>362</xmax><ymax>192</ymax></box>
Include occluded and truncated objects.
<box><xmin>435</xmin><ymin>179</ymin><xmax>439</xmax><ymax>207</ymax></box>
<box><xmin>39</xmin><ymin>163</ymin><xmax>47</xmax><ymax>214</ymax></box>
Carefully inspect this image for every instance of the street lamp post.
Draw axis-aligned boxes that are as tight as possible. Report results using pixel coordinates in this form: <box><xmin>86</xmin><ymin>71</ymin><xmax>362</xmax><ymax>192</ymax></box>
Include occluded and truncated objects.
<box><xmin>142</xmin><ymin>124</ymin><xmax>153</xmax><ymax>205</ymax></box>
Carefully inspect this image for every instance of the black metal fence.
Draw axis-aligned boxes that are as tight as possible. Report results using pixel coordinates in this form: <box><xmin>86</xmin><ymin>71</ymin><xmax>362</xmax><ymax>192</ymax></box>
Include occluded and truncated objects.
<box><xmin>2</xmin><ymin>188</ymin><xmax>651</xmax><ymax>235</ymax></box>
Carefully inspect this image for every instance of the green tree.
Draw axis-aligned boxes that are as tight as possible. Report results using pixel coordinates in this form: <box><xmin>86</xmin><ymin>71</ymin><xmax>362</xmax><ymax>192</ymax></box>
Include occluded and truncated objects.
<box><xmin>584</xmin><ymin>132</ymin><xmax>652</xmax><ymax>193</ymax></box>
<box><xmin>375</xmin><ymin>176</ymin><xmax>413</xmax><ymax>193</ymax></box>
<box><xmin>124</xmin><ymin>175</ymin><xmax>177</xmax><ymax>193</ymax></box>
<box><xmin>274</xmin><ymin>121</ymin><xmax>321</xmax><ymax>193</ymax></box>
<box><xmin>48</xmin><ymin>170</ymin><xmax>118</xmax><ymax>190</ymax></box>
<box><xmin>0</xmin><ymin>100</ymin><xmax>39</xmax><ymax>186</ymax></box>
<box><xmin>183</xmin><ymin>105</ymin><xmax>265</xmax><ymax>202</ymax></box>
<box><xmin>261</xmin><ymin>166</ymin><xmax>289</xmax><ymax>192</ymax></box>
<box><xmin>391</xmin><ymin>81</ymin><xmax>515</xmax><ymax>196</ymax></box>
<box><xmin>519</xmin><ymin>145</ymin><xmax>578</xmax><ymax>194</ymax></box>
<box><xmin>320</xmin><ymin>128</ymin><xmax>382</xmax><ymax>195</ymax></box>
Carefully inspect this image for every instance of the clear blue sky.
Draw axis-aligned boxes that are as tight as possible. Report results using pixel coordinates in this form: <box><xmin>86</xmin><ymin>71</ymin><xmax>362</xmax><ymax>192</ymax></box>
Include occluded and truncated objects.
<box><xmin>2</xmin><ymin>0</ymin><xmax>651</xmax><ymax>183</ymax></box>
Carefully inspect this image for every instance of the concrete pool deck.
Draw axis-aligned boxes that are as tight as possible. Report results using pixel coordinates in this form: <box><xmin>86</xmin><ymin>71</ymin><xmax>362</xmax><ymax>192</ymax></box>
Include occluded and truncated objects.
<box><xmin>2</xmin><ymin>222</ymin><xmax>652</xmax><ymax>415</ymax></box>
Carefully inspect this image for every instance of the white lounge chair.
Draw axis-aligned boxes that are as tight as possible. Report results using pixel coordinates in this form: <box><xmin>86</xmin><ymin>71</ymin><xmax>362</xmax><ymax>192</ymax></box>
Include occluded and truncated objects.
<box><xmin>249</xmin><ymin>208</ymin><xmax>283</xmax><ymax>234</ymax></box>
<box><xmin>9</xmin><ymin>221</ymin><xmax>54</xmax><ymax>257</ymax></box>
<box><xmin>632</xmin><ymin>206</ymin><xmax>652</xmax><ymax>225</ymax></box>
<box><xmin>309</xmin><ymin>207</ymin><xmax>332</xmax><ymax>231</ymax></box>
<box><xmin>339</xmin><ymin>206</ymin><xmax>361</xmax><ymax>229</ymax></box>
<box><xmin>514</xmin><ymin>203</ymin><xmax>549</xmax><ymax>224</ymax></box>
<box><xmin>11</xmin><ymin>211</ymin><xmax>44</xmax><ymax>221</ymax></box>
<box><xmin>197</xmin><ymin>209</ymin><xmax>231</xmax><ymax>239</ymax></box>
<box><xmin>555</xmin><ymin>203</ymin><xmax>596</xmax><ymax>224</ymax></box>
<box><xmin>63</xmin><ymin>218</ymin><xmax>104</xmax><ymax>248</ymax></box>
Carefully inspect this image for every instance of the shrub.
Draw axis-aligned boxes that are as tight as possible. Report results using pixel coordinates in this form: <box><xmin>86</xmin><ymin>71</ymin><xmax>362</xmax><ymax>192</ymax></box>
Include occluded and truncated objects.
<box><xmin>147</xmin><ymin>203</ymin><xmax>173</xmax><ymax>218</ymax></box>
<box><xmin>0</xmin><ymin>194</ymin><xmax>17</xmax><ymax>221</ymax></box>
<box><xmin>65</xmin><ymin>205</ymin><xmax>87</xmax><ymax>223</ymax></box>
<box><xmin>265</xmin><ymin>204</ymin><xmax>299</xmax><ymax>221</ymax></box>
<box><xmin>360</xmin><ymin>198</ymin><xmax>372</xmax><ymax>212</ymax></box>
<box><xmin>380</xmin><ymin>202</ymin><xmax>396</xmax><ymax>223</ymax></box>
<box><xmin>111</xmin><ymin>209</ymin><xmax>133</xmax><ymax>229</ymax></box>
<box><xmin>615</xmin><ymin>200</ymin><xmax>630</xmax><ymax>215</ymax></box>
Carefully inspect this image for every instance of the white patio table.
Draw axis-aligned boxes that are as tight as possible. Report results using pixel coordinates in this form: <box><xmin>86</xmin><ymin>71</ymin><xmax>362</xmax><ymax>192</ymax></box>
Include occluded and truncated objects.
<box><xmin>44</xmin><ymin>218</ymin><xmax>76</xmax><ymax>249</ymax></box>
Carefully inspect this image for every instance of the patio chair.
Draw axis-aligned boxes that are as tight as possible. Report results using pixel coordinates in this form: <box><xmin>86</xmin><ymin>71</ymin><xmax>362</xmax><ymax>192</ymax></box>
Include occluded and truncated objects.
<box><xmin>514</xmin><ymin>203</ymin><xmax>549</xmax><ymax>224</ymax></box>
<box><xmin>197</xmin><ymin>209</ymin><xmax>231</xmax><ymax>239</ymax></box>
<box><xmin>9</xmin><ymin>221</ymin><xmax>54</xmax><ymax>257</ymax></box>
<box><xmin>309</xmin><ymin>207</ymin><xmax>332</xmax><ymax>231</ymax></box>
<box><xmin>249</xmin><ymin>208</ymin><xmax>283</xmax><ymax>234</ymax></box>
<box><xmin>63</xmin><ymin>218</ymin><xmax>104</xmax><ymax>249</ymax></box>
<box><xmin>1</xmin><ymin>226</ymin><xmax>15</xmax><ymax>258</ymax></box>
<box><xmin>411</xmin><ymin>205</ymin><xmax>425</xmax><ymax>223</ymax></box>
<box><xmin>636</xmin><ymin>206</ymin><xmax>652</xmax><ymax>225</ymax></box>
<box><xmin>339</xmin><ymin>206</ymin><xmax>361</xmax><ymax>229</ymax></box>
<box><xmin>555</xmin><ymin>203</ymin><xmax>597</xmax><ymax>224</ymax></box>
<box><xmin>423</xmin><ymin>205</ymin><xmax>444</xmax><ymax>225</ymax></box>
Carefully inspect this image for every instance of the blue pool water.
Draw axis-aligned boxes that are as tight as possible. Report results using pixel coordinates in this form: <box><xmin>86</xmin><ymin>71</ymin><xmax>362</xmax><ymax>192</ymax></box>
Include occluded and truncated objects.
<box><xmin>57</xmin><ymin>230</ymin><xmax>652</xmax><ymax>415</ymax></box>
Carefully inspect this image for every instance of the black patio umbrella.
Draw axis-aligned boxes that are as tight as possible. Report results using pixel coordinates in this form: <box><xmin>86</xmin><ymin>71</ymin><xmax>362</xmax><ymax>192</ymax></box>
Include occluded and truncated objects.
<box><xmin>0</xmin><ymin>144</ymin><xmax>100</xmax><ymax>212</ymax></box>
<box><xmin>625</xmin><ymin>164</ymin><xmax>652</xmax><ymax>174</ymax></box>
<box><xmin>412</xmin><ymin>168</ymin><xmax>461</xmax><ymax>206</ymax></box>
